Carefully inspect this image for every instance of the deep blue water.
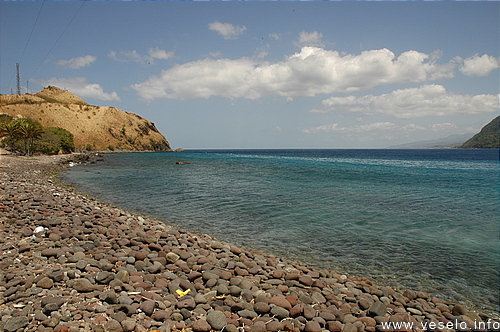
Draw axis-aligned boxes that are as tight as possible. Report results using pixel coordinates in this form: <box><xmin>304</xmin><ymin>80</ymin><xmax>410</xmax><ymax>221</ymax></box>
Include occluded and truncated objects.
<box><xmin>60</xmin><ymin>149</ymin><xmax>499</xmax><ymax>316</ymax></box>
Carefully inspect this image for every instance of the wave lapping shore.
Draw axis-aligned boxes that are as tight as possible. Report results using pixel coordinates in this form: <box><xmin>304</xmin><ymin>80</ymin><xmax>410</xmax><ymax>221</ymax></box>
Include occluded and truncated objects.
<box><xmin>0</xmin><ymin>155</ymin><xmax>496</xmax><ymax>332</ymax></box>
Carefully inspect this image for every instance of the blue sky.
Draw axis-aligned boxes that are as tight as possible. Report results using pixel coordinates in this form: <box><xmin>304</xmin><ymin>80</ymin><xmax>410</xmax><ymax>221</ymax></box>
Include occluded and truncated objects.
<box><xmin>1</xmin><ymin>2</ymin><xmax>498</xmax><ymax>149</ymax></box>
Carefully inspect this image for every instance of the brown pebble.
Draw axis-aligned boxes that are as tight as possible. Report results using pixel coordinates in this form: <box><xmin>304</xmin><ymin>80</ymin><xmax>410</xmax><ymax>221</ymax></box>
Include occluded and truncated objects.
<box><xmin>299</xmin><ymin>275</ymin><xmax>314</xmax><ymax>286</ymax></box>
<box><xmin>452</xmin><ymin>304</ymin><xmax>468</xmax><ymax>316</ymax></box>
<box><xmin>269</xmin><ymin>295</ymin><xmax>292</xmax><ymax>310</ymax></box>
<box><xmin>41</xmin><ymin>248</ymin><xmax>59</xmax><ymax>258</ymax></box>
<box><xmin>285</xmin><ymin>272</ymin><xmax>300</xmax><ymax>280</ymax></box>
<box><xmin>304</xmin><ymin>321</ymin><xmax>322</xmax><ymax>332</ymax></box>
<box><xmin>72</xmin><ymin>278</ymin><xmax>95</xmax><ymax>292</ymax></box>
<box><xmin>192</xmin><ymin>319</ymin><xmax>212</xmax><ymax>332</ymax></box>
<box><xmin>254</xmin><ymin>302</ymin><xmax>270</xmax><ymax>314</ymax></box>
<box><xmin>266</xmin><ymin>320</ymin><xmax>283</xmax><ymax>332</ymax></box>
<box><xmin>37</xmin><ymin>277</ymin><xmax>54</xmax><ymax>289</ymax></box>
<box><xmin>290</xmin><ymin>304</ymin><xmax>304</xmax><ymax>317</ymax></box>
<box><xmin>121</xmin><ymin>319</ymin><xmax>136</xmax><ymax>332</ymax></box>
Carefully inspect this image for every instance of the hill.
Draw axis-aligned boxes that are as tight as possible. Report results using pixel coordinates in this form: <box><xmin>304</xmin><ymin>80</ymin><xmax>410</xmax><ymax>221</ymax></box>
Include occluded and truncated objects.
<box><xmin>460</xmin><ymin>116</ymin><xmax>500</xmax><ymax>149</ymax></box>
<box><xmin>388</xmin><ymin>133</ymin><xmax>472</xmax><ymax>149</ymax></box>
<box><xmin>0</xmin><ymin>86</ymin><xmax>171</xmax><ymax>151</ymax></box>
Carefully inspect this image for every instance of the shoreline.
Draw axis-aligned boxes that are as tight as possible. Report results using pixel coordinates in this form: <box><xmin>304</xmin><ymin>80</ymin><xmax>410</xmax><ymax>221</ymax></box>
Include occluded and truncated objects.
<box><xmin>0</xmin><ymin>154</ymin><xmax>498</xmax><ymax>332</ymax></box>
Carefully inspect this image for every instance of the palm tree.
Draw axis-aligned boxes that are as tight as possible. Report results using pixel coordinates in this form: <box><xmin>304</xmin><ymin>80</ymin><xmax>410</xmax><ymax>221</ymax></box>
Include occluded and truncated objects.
<box><xmin>0</xmin><ymin>121</ymin><xmax>21</xmax><ymax>152</ymax></box>
<box><xmin>16</xmin><ymin>118</ymin><xmax>44</xmax><ymax>156</ymax></box>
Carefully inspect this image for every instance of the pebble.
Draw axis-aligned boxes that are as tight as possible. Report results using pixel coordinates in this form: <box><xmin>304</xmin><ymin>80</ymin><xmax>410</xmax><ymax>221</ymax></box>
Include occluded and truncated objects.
<box><xmin>0</xmin><ymin>154</ymin><xmax>497</xmax><ymax>332</ymax></box>
<box><xmin>206</xmin><ymin>310</ymin><xmax>227</xmax><ymax>330</ymax></box>
<box><xmin>37</xmin><ymin>276</ymin><xmax>54</xmax><ymax>289</ymax></box>
<box><xmin>192</xmin><ymin>318</ymin><xmax>211</xmax><ymax>332</ymax></box>
<box><xmin>368</xmin><ymin>301</ymin><xmax>387</xmax><ymax>317</ymax></box>
<box><xmin>4</xmin><ymin>317</ymin><xmax>29</xmax><ymax>332</ymax></box>
<box><xmin>71</xmin><ymin>278</ymin><xmax>94</xmax><ymax>292</ymax></box>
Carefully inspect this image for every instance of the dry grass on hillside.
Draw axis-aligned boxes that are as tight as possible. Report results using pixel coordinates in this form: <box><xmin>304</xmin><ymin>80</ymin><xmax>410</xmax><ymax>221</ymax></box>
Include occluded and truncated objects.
<box><xmin>0</xmin><ymin>87</ymin><xmax>171</xmax><ymax>151</ymax></box>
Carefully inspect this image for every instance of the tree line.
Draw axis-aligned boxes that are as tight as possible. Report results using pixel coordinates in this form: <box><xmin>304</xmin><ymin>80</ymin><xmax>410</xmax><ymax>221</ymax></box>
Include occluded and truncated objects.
<box><xmin>0</xmin><ymin>115</ymin><xmax>75</xmax><ymax>156</ymax></box>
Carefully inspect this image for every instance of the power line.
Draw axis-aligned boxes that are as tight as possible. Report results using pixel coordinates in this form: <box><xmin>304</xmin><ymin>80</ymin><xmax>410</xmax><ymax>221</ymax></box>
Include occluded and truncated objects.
<box><xmin>19</xmin><ymin>1</ymin><xmax>45</xmax><ymax>64</ymax></box>
<box><xmin>28</xmin><ymin>1</ymin><xmax>86</xmax><ymax>82</ymax></box>
<box><xmin>6</xmin><ymin>1</ymin><xmax>45</xmax><ymax>92</ymax></box>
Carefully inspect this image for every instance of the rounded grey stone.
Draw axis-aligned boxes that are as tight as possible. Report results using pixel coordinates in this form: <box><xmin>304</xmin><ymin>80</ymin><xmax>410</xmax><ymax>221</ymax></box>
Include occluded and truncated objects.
<box><xmin>4</xmin><ymin>316</ymin><xmax>29</xmax><ymax>332</ymax></box>
<box><xmin>254</xmin><ymin>302</ymin><xmax>270</xmax><ymax>314</ymax></box>
<box><xmin>140</xmin><ymin>300</ymin><xmax>155</xmax><ymax>316</ymax></box>
<box><xmin>228</xmin><ymin>285</ymin><xmax>242</xmax><ymax>296</ymax></box>
<box><xmin>207</xmin><ymin>310</ymin><xmax>227</xmax><ymax>330</ymax></box>
<box><xmin>270</xmin><ymin>306</ymin><xmax>289</xmax><ymax>320</ymax></box>
<box><xmin>368</xmin><ymin>301</ymin><xmax>386</xmax><ymax>317</ymax></box>
<box><xmin>115</xmin><ymin>270</ymin><xmax>130</xmax><ymax>283</ymax></box>
<box><xmin>238</xmin><ymin>309</ymin><xmax>258</xmax><ymax>319</ymax></box>
<box><xmin>118</xmin><ymin>295</ymin><xmax>134</xmax><ymax>305</ymax></box>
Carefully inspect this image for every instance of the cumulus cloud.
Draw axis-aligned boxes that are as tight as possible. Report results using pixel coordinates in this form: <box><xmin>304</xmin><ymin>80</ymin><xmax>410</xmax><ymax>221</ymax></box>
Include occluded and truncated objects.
<box><xmin>301</xmin><ymin>121</ymin><xmax>457</xmax><ymax>135</ymax></box>
<box><xmin>34</xmin><ymin>77</ymin><xmax>121</xmax><ymax>102</ymax></box>
<box><xmin>295</xmin><ymin>31</ymin><xmax>325</xmax><ymax>47</ymax></box>
<box><xmin>208</xmin><ymin>21</ymin><xmax>247</xmax><ymax>40</ymax></box>
<box><xmin>131</xmin><ymin>47</ymin><xmax>458</xmax><ymax>101</ymax></box>
<box><xmin>459</xmin><ymin>54</ymin><xmax>500</xmax><ymax>77</ymax></box>
<box><xmin>315</xmin><ymin>85</ymin><xmax>498</xmax><ymax>118</ymax></box>
<box><xmin>108</xmin><ymin>48</ymin><xmax>173</xmax><ymax>64</ymax></box>
<box><xmin>57</xmin><ymin>55</ymin><xmax>96</xmax><ymax>69</ymax></box>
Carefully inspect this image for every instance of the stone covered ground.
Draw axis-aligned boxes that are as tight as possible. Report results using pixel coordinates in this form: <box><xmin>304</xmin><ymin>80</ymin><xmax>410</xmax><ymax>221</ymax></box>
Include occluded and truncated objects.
<box><xmin>0</xmin><ymin>154</ymin><xmax>497</xmax><ymax>332</ymax></box>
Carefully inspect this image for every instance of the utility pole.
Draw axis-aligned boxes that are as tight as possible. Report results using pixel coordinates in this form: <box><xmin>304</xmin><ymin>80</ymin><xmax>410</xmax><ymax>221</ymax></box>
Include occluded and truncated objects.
<box><xmin>27</xmin><ymin>80</ymin><xmax>29</xmax><ymax>94</ymax></box>
<box><xmin>16</xmin><ymin>63</ymin><xmax>21</xmax><ymax>95</ymax></box>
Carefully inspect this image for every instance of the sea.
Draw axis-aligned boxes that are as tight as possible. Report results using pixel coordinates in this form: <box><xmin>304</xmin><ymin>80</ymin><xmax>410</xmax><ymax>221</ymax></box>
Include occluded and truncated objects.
<box><xmin>59</xmin><ymin>149</ymin><xmax>499</xmax><ymax>316</ymax></box>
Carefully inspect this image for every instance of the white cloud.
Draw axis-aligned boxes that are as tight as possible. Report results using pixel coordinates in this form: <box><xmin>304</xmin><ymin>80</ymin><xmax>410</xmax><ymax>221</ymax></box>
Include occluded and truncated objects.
<box><xmin>269</xmin><ymin>33</ymin><xmax>281</xmax><ymax>40</ymax></box>
<box><xmin>316</xmin><ymin>85</ymin><xmax>498</xmax><ymax>118</ymax></box>
<box><xmin>208</xmin><ymin>21</ymin><xmax>247</xmax><ymax>40</ymax></box>
<box><xmin>108</xmin><ymin>50</ymin><xmax>142</xmax><ymax>63</ymax></box>
<box><xmin>132</xmin><ymin>47</ymin><xmax>459</xmax><ymax>101</ymax></box>
<box><xmin>57</xmin><ymin>55</ymin><xmax>96</xmax><ymax>69</ymax></box>
<box><xmin>108</xmin><ymin>48</ymin><xmax>173</xmax><ymax>64</ymax></box>
<box><xmin>254</xmin><ymin>44</ymin><xmax>270</xmax><ymax>59</ymax></box>
<box><xmin>148</xmin><ymin>48</ymin><xmax>174</xmax><ymax>61</ymax></box>
<box><xmin>459</xmin><ymin>54</ymin><xmax>500</xmax><ymax>77</ymax></box>
<box><xmin>301</xmin><ymin>121</ymin><xmax>457</xmax><ymax>135</ymax></box>
<box><xmin>34</xmin><ymin>77</ymin><xmax>121</xmax><ymax>102</ymax></box>
<box><xmin>295</xmin><ymin>31</ymin><xmax>325</xmax><ymax>47</ymax></box>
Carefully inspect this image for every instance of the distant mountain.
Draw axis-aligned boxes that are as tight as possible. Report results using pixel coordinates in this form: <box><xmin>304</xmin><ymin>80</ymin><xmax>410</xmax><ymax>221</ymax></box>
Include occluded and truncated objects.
<box><xmin>388</xmin><ymin>133</ymin><xmax>472</xmax><ymax>149</ymax></box>
<box><xmin>1</xmin><ymin>86</ymin><xmax>172</xmax><ymax>151</ymax></box>
<box><xmin>460</xmin><ymin>116</ymin><xmax>500</xmax><ymax>149</ymax></box>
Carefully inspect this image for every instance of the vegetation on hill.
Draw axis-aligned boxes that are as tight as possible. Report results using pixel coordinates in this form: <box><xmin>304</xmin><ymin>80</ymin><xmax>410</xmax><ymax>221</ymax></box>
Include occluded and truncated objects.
<box><xmin>460</xmin><ymin>116</ymin><xmax>500</xmax><ymax>149</ymax></box>
<box><xmin>0</xmin><ymin>86</ymin><xmax>172</xmax><ymax>152</ymax></box>
<box><xmin>0</xmin><ymin>115</ymin><xmax>74</xmax><ymax>156</ymax></box>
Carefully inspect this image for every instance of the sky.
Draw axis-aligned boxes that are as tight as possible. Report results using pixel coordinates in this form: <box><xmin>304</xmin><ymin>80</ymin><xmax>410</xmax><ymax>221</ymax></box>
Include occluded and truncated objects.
<box><xmin>1</xmin><ymin>2</ymin><xmax>498</xmax><ymax>149</ymax></box>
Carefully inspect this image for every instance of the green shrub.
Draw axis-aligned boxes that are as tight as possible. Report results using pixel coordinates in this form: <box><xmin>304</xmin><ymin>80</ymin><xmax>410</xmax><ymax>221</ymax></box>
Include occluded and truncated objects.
<box><xmin>37</xmin><ymin>127</ymin><xmax>75</xmax><ymax>155</ymax></box>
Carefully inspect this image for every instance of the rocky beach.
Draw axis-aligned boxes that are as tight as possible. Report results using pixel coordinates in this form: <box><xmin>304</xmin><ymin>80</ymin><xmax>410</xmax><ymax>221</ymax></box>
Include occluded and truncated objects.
<box><xmin>0</xmin><ymin>154</ymin><xmax>497</xmax><ymax>332</ymax></box>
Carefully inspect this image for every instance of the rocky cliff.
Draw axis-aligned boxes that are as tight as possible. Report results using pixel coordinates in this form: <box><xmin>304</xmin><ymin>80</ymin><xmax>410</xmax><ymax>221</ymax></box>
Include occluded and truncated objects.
<box><xmin>0</xmin><ymin>86</ymin><xmax>171</xmax><ymax>151</ymax></box>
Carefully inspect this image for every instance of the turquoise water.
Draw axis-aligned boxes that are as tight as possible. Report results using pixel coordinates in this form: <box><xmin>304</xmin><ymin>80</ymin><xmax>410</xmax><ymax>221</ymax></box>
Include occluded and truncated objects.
<box><xmin>61</xmin><ymin>149</ymin><xmax>499</xmax><ymax>315</ymax></box>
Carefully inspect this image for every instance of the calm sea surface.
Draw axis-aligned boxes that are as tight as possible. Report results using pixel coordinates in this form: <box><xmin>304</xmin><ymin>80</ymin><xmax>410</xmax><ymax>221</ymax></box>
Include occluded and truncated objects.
<box><xmin>60</xmin><ymin>149</ymin><xmax>499</xmax><ymax>315</ymax></box>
